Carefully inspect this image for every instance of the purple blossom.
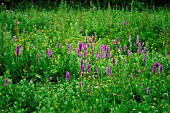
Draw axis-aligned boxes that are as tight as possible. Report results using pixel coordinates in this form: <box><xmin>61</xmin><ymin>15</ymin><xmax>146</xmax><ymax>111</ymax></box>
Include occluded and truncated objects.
<box><xmin>136</xmin><ymin>35</ymin><xmax>139</xmax><ymax>45</ymax></box>
<box><xmin>102</xmin><ymin>53</ymin><xmax>106</xmax><ymax>59</ymax></box>
<box><xmin>79</xmin><ymin>82</ymin><xmax>82</xmax><ymax>87</ymax></box>
<box><xmin>48</xmin><ymin>48</ymin><xmax>52</xmax><ymax>57</ymax></box>
<box><xmin>138</xmin><ymin>70</ymin><xmax>142</xmax><ymax>74</ymax></box>
<box><xmin>96</xmin><ymin>52</ymin><xmax>100</xmax><ymax>60</ymax></box>
<box><xmin>106</xmin><ymin>46</ymin><xmax>109</xmax><ymax>54</ymax></box>
<box><xmin>138</xmin><ymin>42</ymin><xmax>141</xmax><ymax>48</ymax></box>
<box><xmin>128</xmin><ymin>50</ymin><xmax>131</xmax><ymax>56</ymax></box>
<box><xmin>92</xmin><ymin>45</ymin><xmax>94</xmax><ymax>51</ymax></box>
<box><xmin>116</xmin><ymin>37</ymin><xmax>119</xmax><ymax>45</ymax></box>
<box><xmin>30</xmin><ymin>79</ymin><xmax>32</xmax><ymax>83</ymax></box>
<box><xmin>118</xmin><ymin>48</ymin><xmax>121</xmax><ymax>53</ymax></box>
<box><xmin>50</xmin><ymin>76</ymin><xmax>52</xmax><ymax>82</ymax></box>
<box><xmin>123</xmin><ymin>21</ymin><xmax>128</xmax><ymax>26</ymax></box>
<box><xmin>108</xmin><ymin>52</ymin><xmax>112</xmax><ymax>59</ymax></box>
<box><xmin>137</xmin><ymin>47</ymin><xmax>140</xmax><ymax>54</ymax></box>
<box><xmin>84</xmin><ymin>51</ymin><xmax>87</xmax><ymax>59</ymax></box>
<box><xmin>152</xmin><ymin>64</ymin><xmax>156</xmax><ymax>74</ymax></box>
<box><xmin>106</xmin><ymin>66</ymin><xmax>110</xmax><ymax>76</ymax></box>
<box><xmin>155</xmin><ymin>62</ymin><xmax>159</xmax><ymax>67</ymax></box>
<box><xmin>87</xmin><ymin>43</ymin><xmax>90</xmax><ymax>47</ymax></box>
<box><xmin>100</xmin><ymin>45</ymin><xmax>105</xmax><ymax>53</ymax></box>
<box><xmin>16</xmin><ymin>46</ymin><xmax>20</xmax><ymax>56</ymax></box>
<box><xmin>86</xmin><ymin>35</ymin><xmax>88</xmax><ymax>42</ymax></box>
<box><xmin>146</xmin><ymin>87</ymin><xmax>150</xmax><ymax>94</ymax></box>
<box><xmin>143</xmin><ymin>47</ymin><xmax>146</xmax><ymax>53</ymax></box>
<box><xmin>78</xmin><ymin>41</ymin><xmax>83</xmax><ymax>51</ymax></box>
<box><xmin>66</xmin><ymin>71</ymin><xmax>70</xmax><ymax>81</ymax></box>
<box><xmin>88</xmin><ymin>62</ymin><xmax>91</xmax><ymax>73</ymax></box>
<box><xmin>124</xmin><ymin>45</ymin><xmax>127</xmax><ymax>52</ymax></box>
<box><xmin>160</xmin><ymin>64</ymin><xmax>163</xmax><ymax>72</ymax></box>
<box><xmin>83</xmin><ymin>44</ymin><xmax>87</xmax><ymax>50</ymax></box>
<box><xmin>92</xmin><ymin>6</ymin><xmax>96</xmax><ymax>11</ymax></box>
<box><xmin>130</xmin><ymin>42</ymin><xmax>132</xmax><ymax>47</ymax></box>
<box><xmin>76</xmin><ymin>48</ymin><xmax>81</xmax><ymax>57</ymax></box>
<box><xmin>96</xmin><ymin>68</ymin><xmax>98</xmax><ymax>74</ymax></box>
<box><xmin>4</xmin><ymin>78</ymin><xmax>9</xmax><ymax>85</ymax></box>
<box><xmin>112</xmin><ymin>57</ymin><xmax>115</xmax><ymax>65</ymax></box>
<box><xmin>81</xmin><ymin>64</ymin><xmax>85</xmax><ymax>76</ymax></box>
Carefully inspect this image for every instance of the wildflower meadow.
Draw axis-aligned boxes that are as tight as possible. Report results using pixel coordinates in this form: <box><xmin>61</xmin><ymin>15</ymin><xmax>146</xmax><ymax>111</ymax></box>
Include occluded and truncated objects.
<box><xmin>0</xmin><ymin>1</ymin><xmax>170</xmax><ymax>113</ymax></box>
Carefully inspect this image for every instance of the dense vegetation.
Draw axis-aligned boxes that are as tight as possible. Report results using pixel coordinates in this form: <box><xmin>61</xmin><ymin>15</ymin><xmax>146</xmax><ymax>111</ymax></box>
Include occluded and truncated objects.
<box><xmin>0</xmin><ymin>1</ymin><xmax>170</xmax><ymax>113</ymax></box>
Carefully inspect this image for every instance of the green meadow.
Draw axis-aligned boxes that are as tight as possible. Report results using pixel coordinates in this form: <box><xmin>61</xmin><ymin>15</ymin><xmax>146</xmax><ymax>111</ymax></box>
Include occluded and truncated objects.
<box><xmin>0</xmin><ymin>2</ymin><xmax>170</xmax><ymax>113</ymax></box>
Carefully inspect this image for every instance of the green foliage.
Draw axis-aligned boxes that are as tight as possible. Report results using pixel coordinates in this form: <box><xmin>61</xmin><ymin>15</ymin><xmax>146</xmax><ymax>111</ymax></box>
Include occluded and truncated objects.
<box><xmin>0</xmin><ymin>3</ymin><xmax>170</xmax><ymax>113</ymax></box>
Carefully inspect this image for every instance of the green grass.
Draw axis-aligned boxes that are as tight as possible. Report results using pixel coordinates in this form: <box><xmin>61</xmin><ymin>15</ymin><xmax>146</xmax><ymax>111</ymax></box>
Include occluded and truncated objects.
<box><xmin>0</xmin><ymin>3</ymin><xmax>170</xmax><ymax>113</ymax></box>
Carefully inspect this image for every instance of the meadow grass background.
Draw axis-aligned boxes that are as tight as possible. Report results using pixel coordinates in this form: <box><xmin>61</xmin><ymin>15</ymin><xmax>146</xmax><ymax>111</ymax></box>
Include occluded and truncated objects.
<box><xmin>0</xmin><ymin>2</ymin><xmax>170</xmax><ymax>113</ymax></box>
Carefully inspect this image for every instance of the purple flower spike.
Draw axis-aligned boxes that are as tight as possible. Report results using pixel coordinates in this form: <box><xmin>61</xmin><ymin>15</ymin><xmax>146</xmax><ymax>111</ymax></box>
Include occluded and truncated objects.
<box><xmin>152</xmin><ymin>64</ymin><xmax>156</xmax><ymax>74</ymax></box>
<box><xmin>50</xmin><ymin>76</ymin><xmax>52</xmax><ymax>82</ymax></box>
<box><xmin>79</xmin><ymin>82</ymin><xmax>82</xmax><ymax>87</ymax></box>
<box><xmin>84</xmin><ymin>51</ymin><xmax>87</xmax><ymax>59</ymax></box>
<box><xmin>106</xmin><ymin>66</ymin><xmax>110</xmax><ymax>76</ymax></box>
<box><xmin>143</xmin><ymin>47</ymin><xmax>146</xmax><ymax>53</ymax></box>
<box><xmin>86</xmin><ymin>35</ymin><xmax>88</xmax><ymax>42</ymax></box>
<box><xmin>66</xmin><ymin>71</ymin><xmax>70</xmax><ymax>81</ymax></box>
<box><xmin>124</xmin><ymin>45</ymin><xmax>127</xmax><ymax>52</ymax></box>
<box><xmin>155</xmin><ymin>62</ymin><xmax>159</xmax><ymax>67</ymax></box>
<box><xmin>16</xmin><ymin>46</ymin><xmax>20</xmax><ymax>56</ymax></box>
<box><xmin>4</xmin><ymin>78</ymin><xmax>9</xmax><ymax>85</ymax></box>
<box><xmin>48</xmin><ymin>48</ymin><xmax>52</xmax><ymax>57</ymax></box>
<box><xmin>130</xmin><ymin>42</ymin><xmax>132</xmax><ymax>47</ymax></box>
<box><xmin>136</xmin><ymin>35</ymin><xmax>139</xmax><ymax>45</ymax></box>
<box><xmin>30</xmin><ymin>79</ymin><xmax>33</xmax><ymax>83</ymax></box>
<box><xmin>128</xmin><ymin>50</ymin><xmax>131</xmax><ymax>56</ymax></box>
<box><xmin>116</xmin><ymin>37</ymin><xmax>119</xmax><ymax>45</ymax></box>
<box><xmin>106</xmin><ymin>46</ymin><xmax>109</xmax><ymax>54</ymax></box>
<box><xmin>108</xmin><ymin>52</ymin><xmax>112</xmax><ymax>59</ymax></box>
<box><xmin>138</xmin><ymin>47</ymin><xmax>140</xmax><ymax>54</ymax></box>
<box><xmin>96</xmin><ymin>68</ymin><xmax>98</xmax><ymax>74</ymax></box>
<box><xmin>88</xmin><ymin>62</ymin><xmax>91</xmax><ymax>73</ymax></box>
<box><xmin>146</xmin><ymin>87</ymin><xmax>150</xmax><ymax>94</ymax></box>
<box><xmin>160</xmin><ymin>64</ymin><xmax>163</xmax><ymax>72</ymax></box>
<box><xmin>81</xmin><ymin>64</ymin><xmax>85</xmax><ymax>77</ymax></box>
<box><xmin>112</xmin><ymin>57</ymin><xmax>115</xmax><ymax>65</ymax></box>
<box><xmin>102</xmin><ymin>53</ymin><xmax>106</xmax><ymax>59</ymax></box>
<box><xmin>96</xmin><ymin>52</ymin><xmax>100</xmax><ymax>60</ymax></box>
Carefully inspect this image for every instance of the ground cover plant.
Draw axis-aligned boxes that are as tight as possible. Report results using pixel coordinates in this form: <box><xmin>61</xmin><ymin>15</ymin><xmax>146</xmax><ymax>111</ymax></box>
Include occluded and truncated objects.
<box><xmin>0</xmin><ymin>2</ymin><xmax>170</xmax><ymax>113</ymax></box>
